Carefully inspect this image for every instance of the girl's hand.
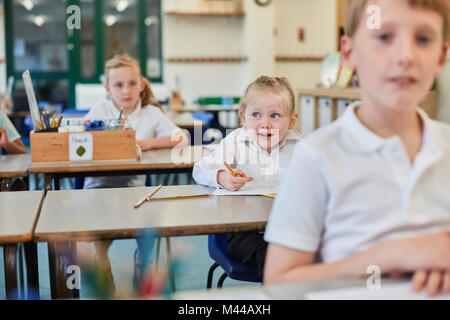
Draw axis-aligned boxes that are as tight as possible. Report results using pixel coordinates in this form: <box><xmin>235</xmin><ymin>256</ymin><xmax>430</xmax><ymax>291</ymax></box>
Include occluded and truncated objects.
<box><xmin>137</xmin><ymin>139</ymin><xmax>153</xmax><ymax>151</ymax></box>
<box><xmin>412</xmin><ymin>270</ymin><xmax>450</xmax><ymax>297</ymax></box>
<box><xmin>217</xmin><ymin>169</ymin><xmax>253</xmax><ymax>191</ymax></box>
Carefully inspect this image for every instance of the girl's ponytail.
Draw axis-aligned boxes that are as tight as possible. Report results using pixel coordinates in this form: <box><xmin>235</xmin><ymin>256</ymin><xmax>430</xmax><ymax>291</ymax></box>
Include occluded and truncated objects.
<box><xmin>140</xmin><ymin>77</ymin><xmax>161</xmax><ymax>109</ymax></box>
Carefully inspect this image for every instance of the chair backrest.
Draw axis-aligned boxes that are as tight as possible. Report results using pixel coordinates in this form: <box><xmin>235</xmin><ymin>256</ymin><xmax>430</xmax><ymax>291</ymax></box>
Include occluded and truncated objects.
<box><xmin>208</xmin><ymin>233</ymin><xmax>262</xmax><ymax>283</ymax></box>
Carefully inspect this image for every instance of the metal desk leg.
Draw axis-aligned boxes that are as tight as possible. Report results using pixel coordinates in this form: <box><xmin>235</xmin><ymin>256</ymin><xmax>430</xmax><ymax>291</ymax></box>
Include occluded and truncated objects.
<box><xmin>24</xmin><ymin>241</ymin><xmax>40</xmax><ymax>299</ymax></box>
<box><xmin>48</xmin><ymin>241</ymin><xmax>79</xmax><ymax>299</ymax></box>
<box><xmin>3</xmin><ymin>244</ymin><xmax>19</xmax><ymax>299</ymax></box>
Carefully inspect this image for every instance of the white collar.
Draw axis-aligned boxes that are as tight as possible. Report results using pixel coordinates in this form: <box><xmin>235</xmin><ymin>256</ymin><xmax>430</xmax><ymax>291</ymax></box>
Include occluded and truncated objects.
<box><xmin>341</xmin><ymin>102</ymin><xmax>444</xmax><ymax>157</ymax></box>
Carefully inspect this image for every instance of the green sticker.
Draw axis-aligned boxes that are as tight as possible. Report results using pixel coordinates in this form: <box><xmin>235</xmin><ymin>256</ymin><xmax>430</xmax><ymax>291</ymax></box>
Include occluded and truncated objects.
<box><xmin>76</xmin><ymin>146</ymin><xmax>86</xmax><ymax>157</ymax></box>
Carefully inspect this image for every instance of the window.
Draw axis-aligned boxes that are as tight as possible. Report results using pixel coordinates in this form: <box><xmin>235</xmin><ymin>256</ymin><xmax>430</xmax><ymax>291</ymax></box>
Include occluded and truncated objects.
<box><xmin>6</xmin><ymin>0</ymin><xmax>162</xmax><ymax>108</ymax></box>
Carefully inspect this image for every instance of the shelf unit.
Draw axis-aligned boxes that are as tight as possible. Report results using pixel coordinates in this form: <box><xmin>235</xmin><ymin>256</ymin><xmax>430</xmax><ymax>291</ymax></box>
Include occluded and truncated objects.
<box><xmin>165</xmin><ymin>11</ymin><xmax>245</xmax><ymax>17</ymax></box>
<box><xmin>298</xmin><ymin>87</ymin><xmax>437</xmax><ymax>132</ymax></box>
<box><xmin>275</xmin><ymin>55</ymin><xmax>325</xmax><ymax>63</ymax></box>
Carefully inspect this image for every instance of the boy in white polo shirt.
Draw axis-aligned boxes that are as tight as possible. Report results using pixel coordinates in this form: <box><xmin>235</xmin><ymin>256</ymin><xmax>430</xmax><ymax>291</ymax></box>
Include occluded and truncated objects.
<box><xmin>264</xmin><ymin>0</ymin><xmax>450</xmax><ymax>296</ymax></box>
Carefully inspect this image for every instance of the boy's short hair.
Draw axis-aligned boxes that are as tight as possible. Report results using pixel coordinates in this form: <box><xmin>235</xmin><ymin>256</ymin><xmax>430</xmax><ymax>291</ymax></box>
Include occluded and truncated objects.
<box><xmin>345</xmin><ymin>0</ymin><xmax>450</xmax><ymax>42</ymax></box>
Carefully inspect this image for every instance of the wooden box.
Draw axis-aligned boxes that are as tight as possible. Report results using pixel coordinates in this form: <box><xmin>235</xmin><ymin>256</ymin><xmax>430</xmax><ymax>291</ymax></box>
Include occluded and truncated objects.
<box><xmin>30</xmin><ymin>130</ymin><xmax>137</xmax><ymax>163</ymax></box>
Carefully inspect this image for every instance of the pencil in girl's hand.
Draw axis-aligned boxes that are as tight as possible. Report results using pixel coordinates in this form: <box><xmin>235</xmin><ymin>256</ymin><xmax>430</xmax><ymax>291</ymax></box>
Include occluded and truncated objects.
<box><xmin>224</xmin><ymin>162</ymin><xmax>239</xmax><ymax>177</ymax></box>
<box><xmin>118</xmin><ymin>108</ymin><xmax>123</xmax><ymax>120</ymax></box>
<box><xmin>134</xmin><ymin>185</ymin><xmax>163</xmax><ymax>209</ymax></box>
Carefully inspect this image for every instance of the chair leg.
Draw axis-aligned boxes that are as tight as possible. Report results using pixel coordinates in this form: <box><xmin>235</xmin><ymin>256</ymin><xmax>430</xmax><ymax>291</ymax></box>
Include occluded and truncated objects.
<box><xmin>206</xmin><ymin>263</ymin><xmax>220</xmax><ymax>289</ymax></box>
<box><xmin>166</xmin><ymin>237</ymin><xmax>176</xmax><ymax>292</ymax></box>
<box><xmin>217</xmin><ymin>272</ymin><xmax>228</xmax><ymax>288</ymax></box>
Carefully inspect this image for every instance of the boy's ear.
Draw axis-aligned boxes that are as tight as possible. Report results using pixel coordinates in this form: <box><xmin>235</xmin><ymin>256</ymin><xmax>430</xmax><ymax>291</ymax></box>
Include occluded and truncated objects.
<box><xmin>435</xmin><ymin>43</ymin><xmax>449</xmax><ymax>77</ymax></box>
<box><xmin>340</xmin><ymin>35</ymin><xmax>357</xmax><ymax>70</ymax></box>
<box><xmin>288</xmin><ymin>112</ymin><xmax>299</xmax><ymax>130</ymax></box>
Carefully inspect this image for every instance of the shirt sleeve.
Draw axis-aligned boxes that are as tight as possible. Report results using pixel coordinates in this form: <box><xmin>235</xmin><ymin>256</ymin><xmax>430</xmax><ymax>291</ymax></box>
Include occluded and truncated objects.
<box><xmin>152</xmin><ymin>107</ymin><xmax>181</xmax><ymax>138</ymax></box>
<box><xmin>264</xmin><ymin>141</ymin><xmax>329</xmax><ymax>253</ymax></box>
<box><xmin>193</xmin><ymin>136</ymin><xmax>237</xmax><ymax>189</ymax></box>
<box><xmin>0</xmin><ymin>112</ymin><xmax>20</xmax><ymax>142</ymax></box>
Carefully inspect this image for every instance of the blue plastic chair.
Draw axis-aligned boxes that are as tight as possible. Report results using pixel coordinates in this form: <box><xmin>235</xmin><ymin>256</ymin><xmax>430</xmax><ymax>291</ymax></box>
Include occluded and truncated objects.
<box><xmin>207</xmin><ymin>233</ymin><xmax>262</xmax><ymax>289</ymax></box>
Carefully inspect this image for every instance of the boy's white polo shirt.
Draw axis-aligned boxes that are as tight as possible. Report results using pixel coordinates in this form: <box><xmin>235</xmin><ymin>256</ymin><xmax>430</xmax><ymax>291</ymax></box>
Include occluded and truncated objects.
<box><xmin>193</xmin><ymin>127</ymin><xmax>301</xmax><ymax>189</ymax></box>
<box><xmin>264</xmin><ymin>102</ymin><xmax>450</xmax><ymax>263</ymax></box>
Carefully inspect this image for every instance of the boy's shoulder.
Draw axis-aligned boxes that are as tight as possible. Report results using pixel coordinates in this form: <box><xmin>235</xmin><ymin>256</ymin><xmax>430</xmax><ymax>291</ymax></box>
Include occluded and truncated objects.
<box><xmin>427</xmin><ymin>117</ymin><xmax>450</xmax><ymax>150</ymax></box>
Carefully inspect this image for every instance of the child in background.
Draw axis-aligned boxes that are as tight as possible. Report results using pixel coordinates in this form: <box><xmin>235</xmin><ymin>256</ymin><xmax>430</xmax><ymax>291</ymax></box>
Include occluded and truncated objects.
<box><xmin>193</xmin><ymin>76</ymin><xmax>300</xmax><ymax>278</ymax></box>
<box><xmin>0</xmin><ymin>111</ymin><xmax>27</xmax><ymax>154</ymax></box>
<box><xmin>84</xmin><ymin>54</ymin><xmax>188</xmax><ymax>290</ymax></box>
<box><xmin>264</xmin><ymin>0</ymin><xmax>450</xmax><ymax>296</ymax></box>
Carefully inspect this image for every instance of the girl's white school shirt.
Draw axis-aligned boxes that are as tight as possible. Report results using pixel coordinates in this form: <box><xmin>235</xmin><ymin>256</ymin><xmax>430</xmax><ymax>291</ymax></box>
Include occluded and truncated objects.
<box><xmin>83</xmin><ymin>100</ymin><xmax>181</xmax><ymax>188</ymax></box>
<box><xmin>193</xmin><ymin>127</ymin><xmax>301</xmax><ymax>189</ymax></box>
<box><xmin>264</xmin><ymin>102</ymin><xmax>450</xmax><ymax>264</ymax></box>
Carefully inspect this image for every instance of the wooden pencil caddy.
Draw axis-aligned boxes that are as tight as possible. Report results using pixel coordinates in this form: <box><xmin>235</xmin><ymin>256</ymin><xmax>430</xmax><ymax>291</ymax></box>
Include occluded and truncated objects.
<box><xmin>30</xmin><ymin>130</ymin><xmax>137</xmax><ymax>163</ymax></box>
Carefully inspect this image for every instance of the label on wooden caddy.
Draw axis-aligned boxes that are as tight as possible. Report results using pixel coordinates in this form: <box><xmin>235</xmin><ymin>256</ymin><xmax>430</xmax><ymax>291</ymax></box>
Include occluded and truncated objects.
<box><xmin>30</xmin><ymin>130</ymin><xmax>137</xmax><ymax>163</ymax></box>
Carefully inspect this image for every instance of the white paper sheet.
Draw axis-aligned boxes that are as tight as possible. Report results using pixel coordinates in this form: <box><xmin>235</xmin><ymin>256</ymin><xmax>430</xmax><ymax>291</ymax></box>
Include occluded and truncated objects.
<box><xmin>305</xmin><ymin>282</ymin><xmax>450</xmax><ymax>300</ymax></box>
<box><xmin>213</xmin><ymin>183</ymin><xmax>278</xmax><ymax>196</ymax></box>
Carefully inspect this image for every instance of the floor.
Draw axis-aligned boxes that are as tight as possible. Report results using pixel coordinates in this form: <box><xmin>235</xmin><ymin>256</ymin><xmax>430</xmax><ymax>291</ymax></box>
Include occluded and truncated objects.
<box><xmin>0</xmin><ymin>174</ymin><xmax>258</xmax><ymax>299</ymax></box>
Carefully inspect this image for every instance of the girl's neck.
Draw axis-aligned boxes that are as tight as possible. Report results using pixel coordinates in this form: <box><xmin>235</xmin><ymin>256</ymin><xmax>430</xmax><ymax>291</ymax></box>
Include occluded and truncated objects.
<box><xmin>112</xmin><ymin>99</ymin><xmax>140</xmax><ymax>116</ymax></box>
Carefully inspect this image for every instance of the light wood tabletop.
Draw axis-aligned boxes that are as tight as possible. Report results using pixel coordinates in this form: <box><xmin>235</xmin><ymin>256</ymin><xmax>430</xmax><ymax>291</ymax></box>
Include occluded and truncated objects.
<box><xmin>173</xmin><ymin>278</ymin><xmax>408</xmax><ymax>300</ymax></box>
<box><xmin>0</xmin><ymin>190</ymin><xmax>44</xmax><ymax>244</ymax></box>
<box><xmin>34</xmin><ymin>185</ymin><xmax>273</xmax><ymax>242</ymax></box>
<box><xmin>28</xmin><ymin>145</ymin><xmax>206</xmax><ymax>175</ymax></box>
<box><xmin>0</xmin><ymin>154</ymin><xmax>31</xmax><ymax>178</ymax></box>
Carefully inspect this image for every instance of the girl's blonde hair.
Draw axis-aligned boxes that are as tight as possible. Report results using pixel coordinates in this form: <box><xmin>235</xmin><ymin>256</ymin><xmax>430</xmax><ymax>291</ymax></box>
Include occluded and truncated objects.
<box><xmin>345</xmin><ymin>0</ymin><xmax>450</xmax><ymax>41</ymax></box>
<box><xmin>239</xmin><ymin>76</ymin><xmax>296</xmax><ymax>117</ymax></box>
<box><xmin>105</xmin><ymin>54</ymin><xmax>161</xmax><ymax>108</ymax></box>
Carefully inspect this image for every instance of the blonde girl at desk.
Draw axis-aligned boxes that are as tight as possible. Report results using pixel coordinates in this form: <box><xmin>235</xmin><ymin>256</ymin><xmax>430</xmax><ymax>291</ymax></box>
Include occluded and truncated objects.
<box><xmin>83</xmin><ymin>54</ymin><xmax>188</xmax><ymax>291</ymax></box>
<box><xmin>193</xmin><ymin>76</ymin><xmax>301</xmax><ymax>278</ymax></box>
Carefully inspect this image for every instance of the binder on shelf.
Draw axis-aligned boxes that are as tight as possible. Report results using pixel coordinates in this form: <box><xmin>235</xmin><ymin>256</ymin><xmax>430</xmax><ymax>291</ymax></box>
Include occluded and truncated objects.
<box><xmin>318</xmin><ymin>97</ymin><xmax>333</xmax><ymax>127</ymax></box>
<box><xmin>300</xmin><ymin>95</ymin><xmax>315</xmax><ymax>135</ymax></box>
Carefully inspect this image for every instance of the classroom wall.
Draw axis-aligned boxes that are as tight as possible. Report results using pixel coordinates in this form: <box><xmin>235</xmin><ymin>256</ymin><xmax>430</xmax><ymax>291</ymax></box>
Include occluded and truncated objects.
<box><xmin>162</xmin><ymin>0</ymin><xmax>251</xmax><ymax>103</ymax></box>
<box><xmin>162</xmin><ymin>0</ymin><xmax>337</xmax><ymax>104</ymax></box>
<box><xmin>273</xmin><ymin>0</ymin><xmax>337</xmax><ymax>89</ymax></box>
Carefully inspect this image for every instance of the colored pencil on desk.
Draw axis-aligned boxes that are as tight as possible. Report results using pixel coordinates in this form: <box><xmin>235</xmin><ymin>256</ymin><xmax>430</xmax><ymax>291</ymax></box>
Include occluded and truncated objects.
<box><xmin>134</xmin><ymin>185</ymin><xmax>163</xmax><ymax>209</ymax></box>
<box><xmin>146</xmin><ymin>194</ymin><xmax>212</xmax><ymax>202</ymax></box>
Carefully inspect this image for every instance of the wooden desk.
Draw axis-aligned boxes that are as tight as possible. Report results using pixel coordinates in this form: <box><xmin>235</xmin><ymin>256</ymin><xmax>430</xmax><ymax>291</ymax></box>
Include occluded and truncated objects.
<box><xmin>0</xmin><ymin>154</ymin><xmax>31</xmax><ymax>191</ymax></box>
<box><xmin>29</xmin><ymin>145</ymin><xmax>206</xmax><ymax>191</ymax></box>
<box><xmin>35</xmin><ymin>185</ymin><xmax>271</xmax><ymax>241</ymax></box>
<box><xmin>34</xmin><ymin>185</ymin><xmax>273</xmax><ymax>298</ymax></box>
<box><xmin>166</xmin><ymin>111</ymin><xmax>206</xmax><ymax>130</ymax></box>
<box><xmin>0</xmin><ymin>191</ymin><xmax>44</xmax><ymax>299</ymax></box>
<box><xmin>173</xmin><ymin>278</ymin><xmax>408</xmax><ymax>300</ymax></box>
